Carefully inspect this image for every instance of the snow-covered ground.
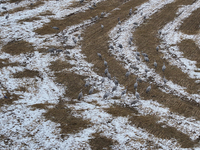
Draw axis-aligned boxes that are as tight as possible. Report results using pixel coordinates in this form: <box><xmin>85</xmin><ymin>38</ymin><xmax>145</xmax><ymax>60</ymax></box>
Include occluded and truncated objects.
<box><xmin>0</xmin><ymin>0</ymin><xmax>200</xmax><ymax>149</ymax></box>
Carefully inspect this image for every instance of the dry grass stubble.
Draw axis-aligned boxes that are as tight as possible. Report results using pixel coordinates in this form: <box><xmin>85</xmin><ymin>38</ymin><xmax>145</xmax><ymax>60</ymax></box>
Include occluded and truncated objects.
<box><xmin>82</xmin><ymin>0</ymin><xmax>200</xmax><ymax>119</ymax></box>
<box><xmin>43</xmin><ymin>101</ymin><xmax>91</xmax><ymax>138</ymax></box>
<box><xmin>179</xmin><ymin>7</ymin><xmax>200</xmax><ymax>35</ymax></box>
<box><xmin>89</xmin><ymin>133</ymin><xmax>115</xmax><ymax>150</ymax></box>
<box><xmin>2</xmin><ymin>40</ymin><xmax>35</xmax><ymax>55</ymax></box>
<box><xmin>0</xmin><ymin>59</ymin><xmax>18</xmax><ymax>69</ymax></box>
<box><xmin>82</xmin><ymin>0</ymin><xmax>148</xmax><ymax>89</ymax></box>
<box><xmin>12</xmin><ymin>69</ymin><xmax>40</xmax><ymax>78</ymax></box>
<box><xmin>4</xmin><ymin>0</ymin><xmax>199</xmax><ymax>147</ymax></box>
<box><xmin>178</xmin><ymin>39</ymin><xmax>200</xmax><ymax>68</ymax></box>
<box><xmin>34</xmin><ymin>0</ymin><xmax>126</xmax><ymax>35</ymax></box>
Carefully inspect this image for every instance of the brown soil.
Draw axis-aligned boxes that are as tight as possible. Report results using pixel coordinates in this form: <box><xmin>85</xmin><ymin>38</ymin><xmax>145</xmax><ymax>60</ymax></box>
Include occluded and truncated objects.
<box><xmin>10</xmin><ymin>0</ymin><xmax>23</xmax><ymax>3</ymax></box>
<box><xmin>81</xmin><ymin>0</ymin><xmax>200</xmax><ymax>120</ymax></box>
<box><xmin>54</xmin><ymin>72</ymin><xmax>87</xmax><ymax>99</ymax></box>
<box><xmin>80</xmin><ymin>0</ymin><xmax>200</xmax><ymax>148</ymax></box>
<box><xmin>1</xmin><ymin>0</ymin><xmax>199</xmax><ymax>148</ymax></box>
<box><xmin>1</xmin><ymin>1</ymin><xmax>45</xmax><ymax>16</ymax></box>
<box><xmin>69</xmin><ymin>0</ymin><xmax>93</xmax><ymax>8</ymax></box>
<box><xmin>31</xmin><ymin>103</ymin><xmax>55</xmax><ymax>110</ymax></box>
<box><xmin>106</xmin><ymin>104</ymin><xmax>197</xmax><ymax>148</ymax></box>
<box><xmin>104</xmin><ymin>105</ymin><xmax>138</xmax><ymax>117</ymax></box>
<box><xmin>28</xmin><ymin>1</ymin><xmax>45</xmax><ymax>9</ymax></box>
<box><xmin>0</xmin><ymin>6</ymin><xmax>26</xmax><ymax>16</ymax></box>
<box><xmin>82</xmin><ymin>0</ymin><xmax>148</xmax><ymax>86</ymax></box>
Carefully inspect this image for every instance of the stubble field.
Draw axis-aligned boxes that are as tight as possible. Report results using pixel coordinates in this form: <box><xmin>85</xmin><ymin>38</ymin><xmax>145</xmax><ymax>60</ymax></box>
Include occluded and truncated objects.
<box><xmin>0</xmin><ymin>0</ymin><xmax>200</xmax><ymax>149</ymax></box>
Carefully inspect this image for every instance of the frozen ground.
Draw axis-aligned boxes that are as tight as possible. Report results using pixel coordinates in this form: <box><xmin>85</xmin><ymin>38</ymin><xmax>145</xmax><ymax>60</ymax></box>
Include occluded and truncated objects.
<box><xmin>0</xmin><ymin>0</ymin><xmax>200</xmax><ymax>149</ymax></box>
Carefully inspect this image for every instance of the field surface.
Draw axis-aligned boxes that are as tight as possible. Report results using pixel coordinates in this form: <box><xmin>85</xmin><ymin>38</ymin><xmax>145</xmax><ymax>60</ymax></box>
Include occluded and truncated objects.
<box><xmin>1</xmin><ymin>0</ymin><xmax>200</xmax><ymax>149</ymax></box>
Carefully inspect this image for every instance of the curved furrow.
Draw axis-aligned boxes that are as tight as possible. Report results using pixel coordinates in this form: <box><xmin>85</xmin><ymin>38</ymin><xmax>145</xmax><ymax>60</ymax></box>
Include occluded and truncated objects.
<box><xmin>82</xmin><ymin>0</ymin><xmax>148</xmax><ymax>86</ymax></box>
<box><xmin>133</xmin><ymin>0</ymin><xmax>200</xmax><ymax>95</ymax></box>
<box><xmin>71</xmin><ymin>102</ymin><xmax>184</xmax><ymax>149</ymax></box>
